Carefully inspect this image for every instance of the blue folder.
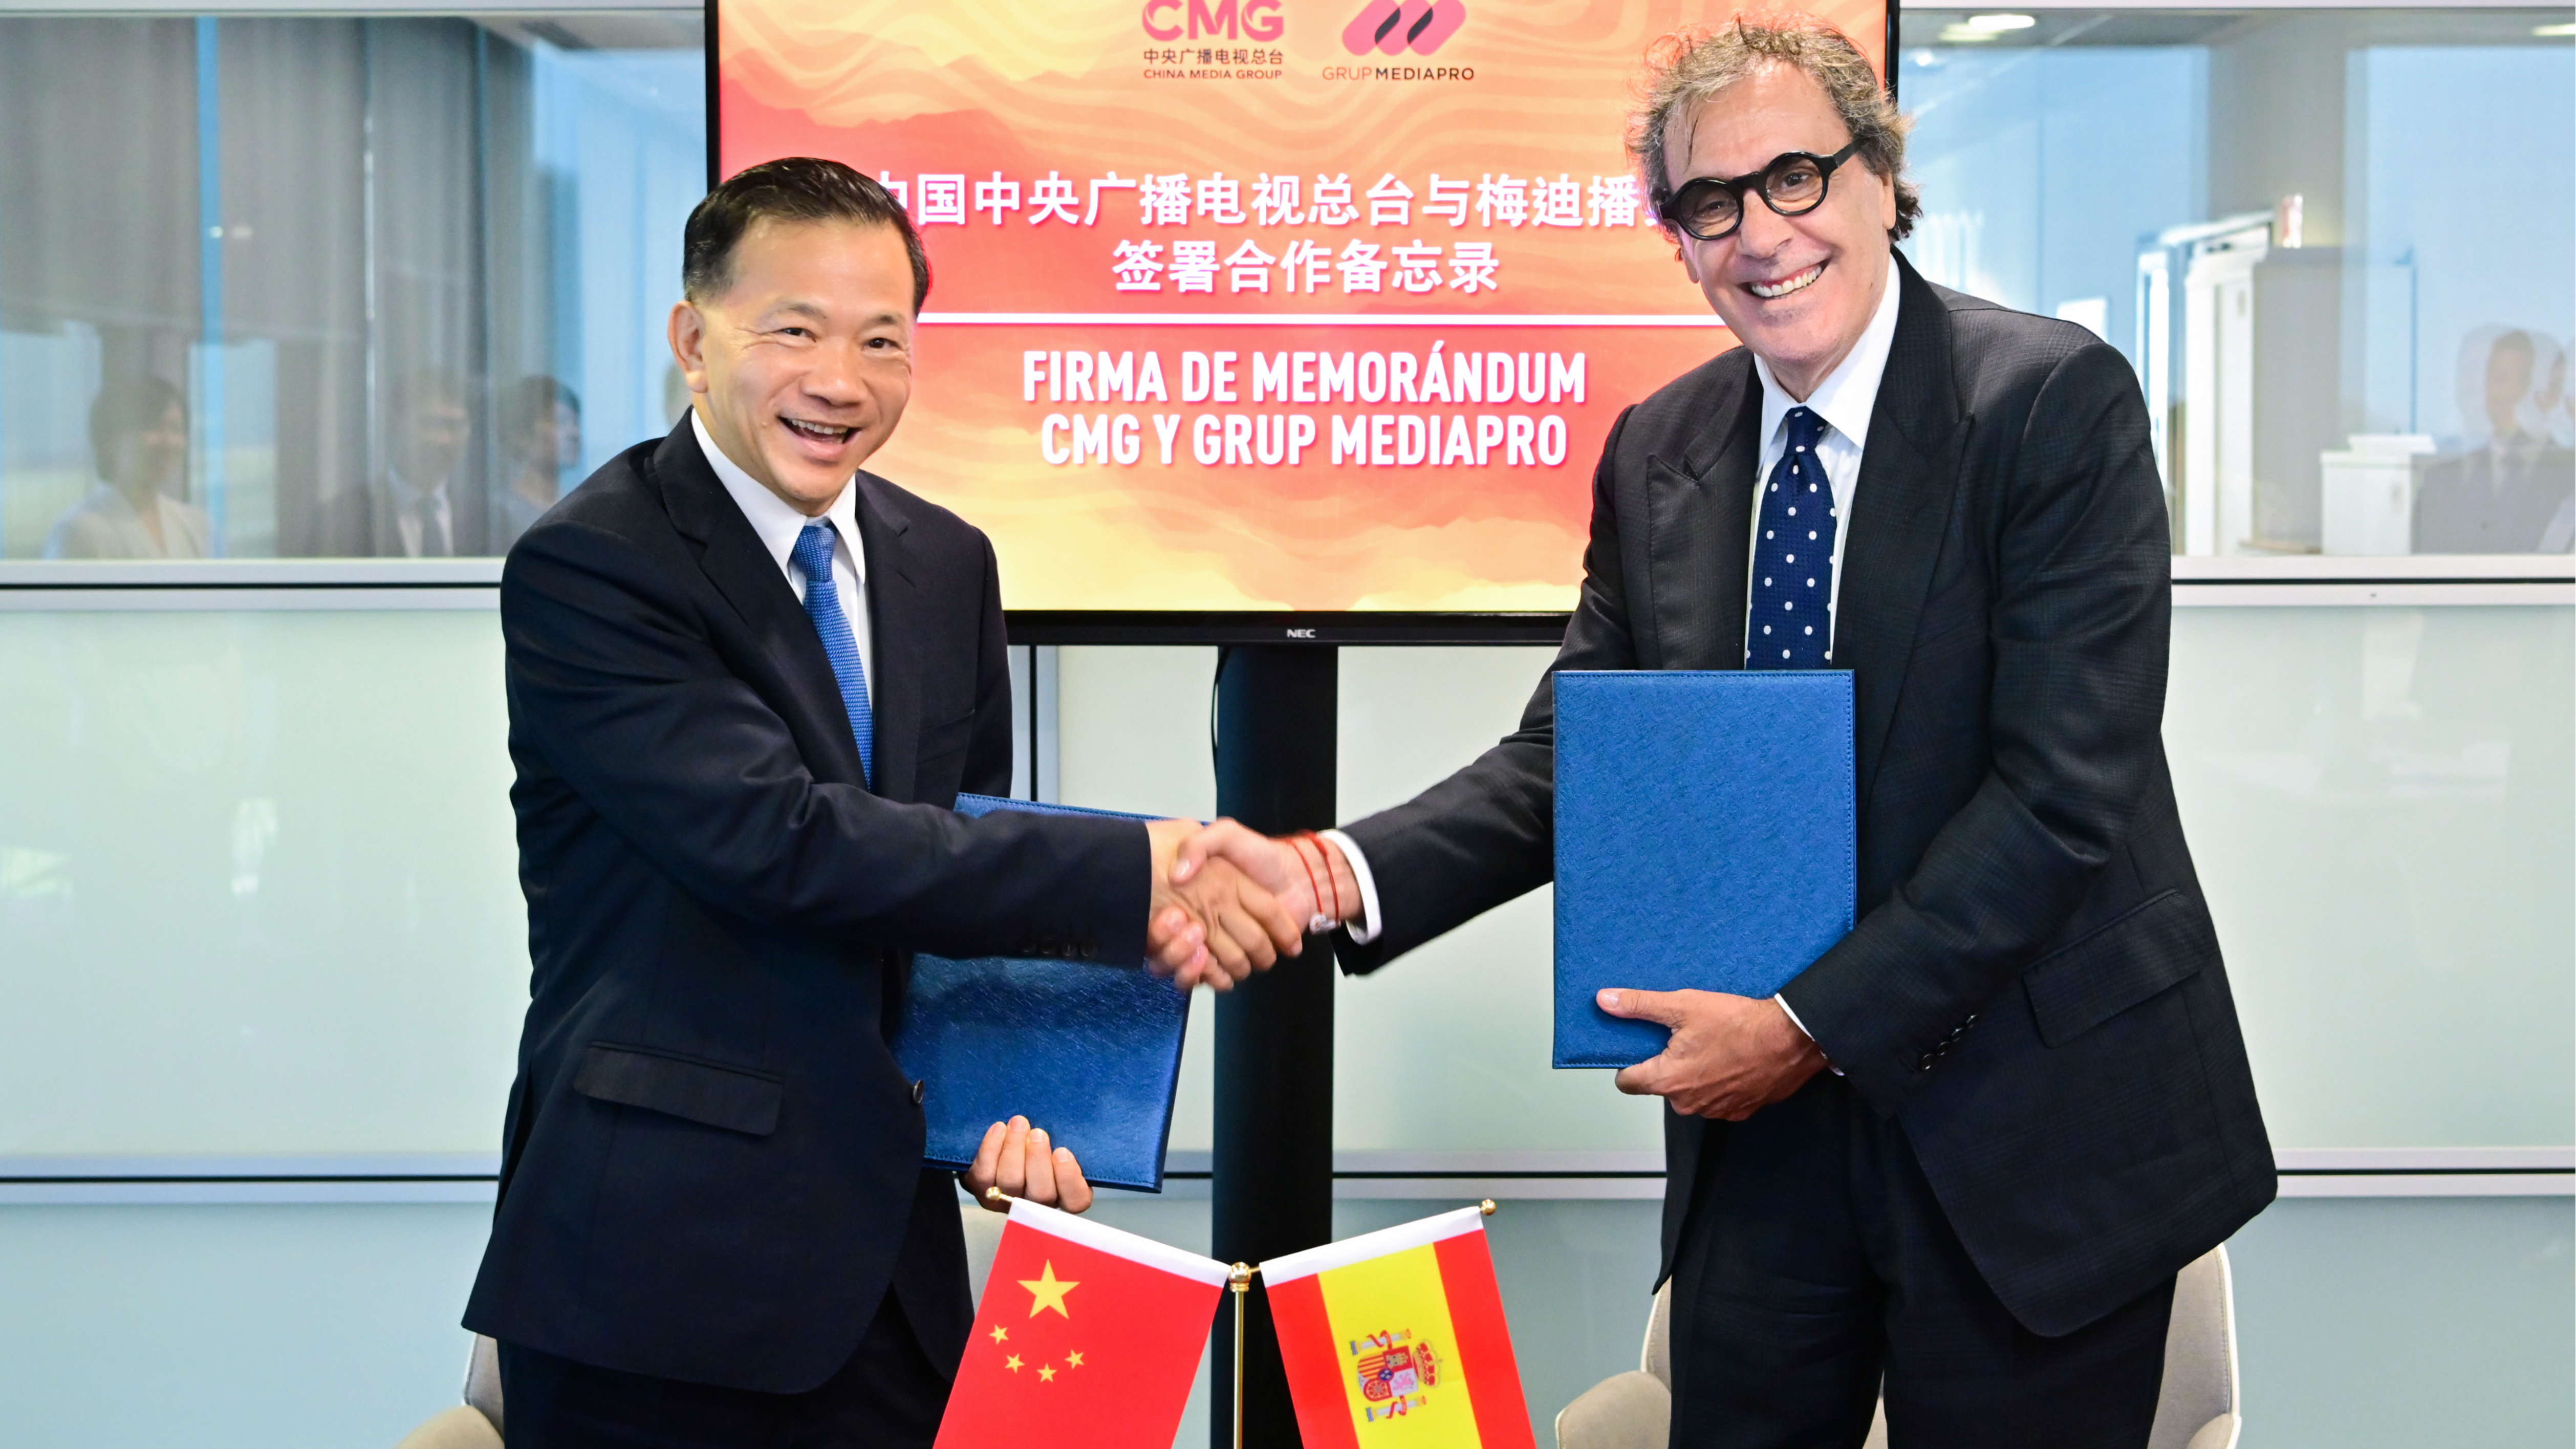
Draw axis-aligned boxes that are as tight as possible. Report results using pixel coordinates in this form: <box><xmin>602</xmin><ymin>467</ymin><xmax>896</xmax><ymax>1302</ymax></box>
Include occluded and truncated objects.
<box><xmin>891</xmin><ymin>793</ymin><xmax>1188</xmax><ymax>1193</ymax></box>
<box><xmin>1553</xmin><ymin>671</ymin><xmax>1856</xmax><ymax>1069</ymax></box>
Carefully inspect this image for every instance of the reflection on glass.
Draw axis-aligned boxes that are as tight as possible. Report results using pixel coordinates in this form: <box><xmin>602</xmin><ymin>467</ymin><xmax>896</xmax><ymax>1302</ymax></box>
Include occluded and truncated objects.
<box><xmin>1894</xmin><ymin>9</ymin><xmax>2574</xmax><ymax>557</ymax></box>
<box><xmin>42</xmin><ymin>376</ymin><xmax>210</xmax><ymax>559</ymax></box>
<box><xmin>0</xmin><ymin>15</ymin><xmax>704</xmax><ymax>560</ymax></box>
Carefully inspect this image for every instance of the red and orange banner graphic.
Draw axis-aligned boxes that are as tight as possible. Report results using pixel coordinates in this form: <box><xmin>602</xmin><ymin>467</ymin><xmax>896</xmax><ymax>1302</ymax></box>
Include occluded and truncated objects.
<box><xmin>1262</xmin><ymin>1205</ymin><xmax>1535</xmax><ymax>1445</ymax></box>
<box><xmin>720</xmin><ymin>0</ymin><xmax>1886</xmax><ymax>611</ymax></box>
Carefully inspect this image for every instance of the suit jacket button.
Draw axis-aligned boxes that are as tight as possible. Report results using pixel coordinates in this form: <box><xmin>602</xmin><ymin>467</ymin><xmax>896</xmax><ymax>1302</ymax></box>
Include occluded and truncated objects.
<box><xmin>1080</xmin><ymin>943</ymin><xmax>1098</xmax><ymax>961</ymax></box>
<box><xmin>1917</xmin><ymin>1052</ymin><xmax>1937</xmax><ymax>1073</ymax></box>
<box><xmin>911</xmin><ymin>1079</ymin><xmax>926</xmax><ymax>1105</ymax></box>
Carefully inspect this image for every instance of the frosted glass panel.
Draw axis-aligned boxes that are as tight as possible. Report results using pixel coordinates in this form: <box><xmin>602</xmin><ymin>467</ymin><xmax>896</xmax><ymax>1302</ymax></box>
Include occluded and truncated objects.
<box><xmin>2168</xmin><ymin>605</ymin><xmax>2575</xmax><ymax>1148</ymax></box>
<box><xmin>1335</xmin><ymin>646</ymin><xmax>1662</xmax><ymax>1153</ymax></box>
<box><xmin>0</xmin><ymin>610</ymin><xmax>525</xmax><ymax>1156</ymax></box>
<box><xmin>2</xmin><ymin>610</ymin><xmax>2564</xmax><ymax>1161</ymax></box>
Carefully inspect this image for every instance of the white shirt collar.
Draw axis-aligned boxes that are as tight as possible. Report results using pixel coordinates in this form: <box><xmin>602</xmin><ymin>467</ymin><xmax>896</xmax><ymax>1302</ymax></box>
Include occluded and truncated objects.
<box><xmin>386</xmin><ymin>468</ymin><xmax>448</xmax><ymax>507</ymax></box>
<box><xmin>1752</xmin><ymin>252</ymin><xmax>1903</xmax><ymax>456</ymax></box>
<box><xmin>691</xmin><ymin>410</ymin><xmax>865</xmax><ymax>588</ymax></box>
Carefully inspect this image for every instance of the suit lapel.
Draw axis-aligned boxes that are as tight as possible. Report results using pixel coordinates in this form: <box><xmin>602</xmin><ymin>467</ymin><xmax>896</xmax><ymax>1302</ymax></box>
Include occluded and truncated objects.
<box><xmin>853</xmin><ymin>472</ymin><xmax>925</xmax><ymax>805</ymax></box>
<box><xmin>1644</xmin><ymin>351</ymin><xmax>1763</xmax><ymax>671</ymax></box>
<box><xmin>1835</xmin><ymin>255</ymin><xmax>1968</xmax><ymax>807</ymax></box>
<box><xmin>654</xmin><ymin>421</ymin><xmax>872</xmax><ymax>789</ymax></box>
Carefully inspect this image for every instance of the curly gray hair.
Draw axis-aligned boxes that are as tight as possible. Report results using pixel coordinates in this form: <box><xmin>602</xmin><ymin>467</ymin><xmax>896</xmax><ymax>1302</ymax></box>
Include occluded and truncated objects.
<box><xmin>1627</xmin><ymin>18</ymin><xmax>1921</xmax><ymax>241</ymax></box>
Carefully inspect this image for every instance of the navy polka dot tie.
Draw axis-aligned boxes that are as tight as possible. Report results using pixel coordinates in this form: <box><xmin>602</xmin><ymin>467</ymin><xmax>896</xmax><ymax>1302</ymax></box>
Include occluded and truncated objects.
<box><xmin>1747</xmin><ymin>406</ymin><xmax>1836</xmax><ymax>668</ymax></box>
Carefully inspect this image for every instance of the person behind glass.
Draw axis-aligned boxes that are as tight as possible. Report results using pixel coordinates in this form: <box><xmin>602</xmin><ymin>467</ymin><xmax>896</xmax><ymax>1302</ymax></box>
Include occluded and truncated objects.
<box><xmin>319</xmin><ymin>369</ymin><xmax>469</xmax><ymax>556</ymax></box>
<box><xmin>2414</xmin><ymin>326</ymin><xmax>2575</xmax><ymax>553</ymax></box>
<box><xmin>465</xmin><ymin>157</ymin><xmax>1301</xmax><ymax>1448</ymax></box>
<box><xmin>44</xmin><ymin>376</ymin><xmax>211</xmax><ymax>559</ymax></box>
<box><xmin>1180</xmin><ymin>20</ymin><xmax>2272</xmax><ymax>1448</ymax></box>
<box><xmin>495</xmin><ymin>375</ymin><xmax>582</xmax><ymax>546</ymax></box>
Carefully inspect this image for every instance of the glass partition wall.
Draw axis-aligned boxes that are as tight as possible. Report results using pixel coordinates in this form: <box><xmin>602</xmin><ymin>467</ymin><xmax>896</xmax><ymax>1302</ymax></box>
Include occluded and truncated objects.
<box><xmin>5</xmin><ymin>10</ymin><xmax>2566</xmax><ymax>568</ymax></box>
<box><xmin>0</xmin><ymin>13</ymin><xmax>705</xmax><ymax>561</ymax></box>
<box><xmin>1896</xmin><ymin>7</ymin><xmax>2574</xmax><ymax>558</ymax></box>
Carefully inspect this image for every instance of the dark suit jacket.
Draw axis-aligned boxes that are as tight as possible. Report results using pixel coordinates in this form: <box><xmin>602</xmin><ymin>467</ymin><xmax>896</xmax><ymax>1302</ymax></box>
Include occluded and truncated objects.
<box><xmin>1337</xmin><ymin>254</ymin><xmax>2275</xmax><ymax>1338</ymax></box>
<box><xmin>2411</xmin><ymin>439</ymin><xmax>2574</xmax><ymax>553</ymax></box>
<box><xmin>313</xmin><ymin>475</ymin><xmax>476</xmax><ymax>557</ymax></box>
<box><xmin>463</xmin><ymin>420</ymin><xmax>1150</xmax><ymax>1392</ymax></box>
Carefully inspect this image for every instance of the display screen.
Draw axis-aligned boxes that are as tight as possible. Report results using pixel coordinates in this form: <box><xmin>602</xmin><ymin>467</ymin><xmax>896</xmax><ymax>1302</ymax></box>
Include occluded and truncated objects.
<box><xmin>716</xmin><ymin>1</ymin><xmax>1888</xmax><ymax>620</ymax></box>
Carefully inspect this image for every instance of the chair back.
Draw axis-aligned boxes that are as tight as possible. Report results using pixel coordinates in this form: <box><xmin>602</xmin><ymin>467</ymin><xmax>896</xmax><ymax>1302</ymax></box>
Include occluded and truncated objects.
<box><xmin>1616</xmin><ymin>1245</ymin><xmax>2236</xmax><ymax>1449</ymax></box>
<box><xmin>2147</xmin><ymin>1245</ymin><xmax>2239</xmax><ymax>1449</ymax></box>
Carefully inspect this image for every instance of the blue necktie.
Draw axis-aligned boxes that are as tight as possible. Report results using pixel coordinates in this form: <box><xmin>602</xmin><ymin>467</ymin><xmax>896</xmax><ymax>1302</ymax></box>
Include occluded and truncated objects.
<box><xmin>789</xmin><ymin>521</ymin><xmax>874</xmax><ymax>787</ymax></box>
<box><xmin>1747</xmin><ymin>406</ymin><xmax>1838</xmax><ymax>669</ymax></box>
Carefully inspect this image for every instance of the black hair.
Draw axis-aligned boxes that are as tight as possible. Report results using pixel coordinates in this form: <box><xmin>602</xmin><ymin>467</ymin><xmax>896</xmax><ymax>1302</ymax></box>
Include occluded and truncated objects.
<box><xmin>682</xmin><ymin>157</ymin><xmax>932</xmax><ymax>312</ymax></box>
<box><xmin>88</xmin><ymin>375</ymin><xmax>186</xmax><ymax>473</ymax></box>
<box><xmin>500</xmin><ymin>375</ymin><xmax>580</xmax><ymax>444</ymax></box>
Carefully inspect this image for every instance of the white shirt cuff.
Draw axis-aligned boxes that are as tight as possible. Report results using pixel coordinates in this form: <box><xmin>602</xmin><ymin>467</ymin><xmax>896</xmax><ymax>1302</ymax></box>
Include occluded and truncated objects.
<box><xmin>1316</xmin><ymin>829</ymin><xmax>1381</xmax><ymax>945</ymax></box>
<box><xmin>1774</xmin><ymin>992</ymin><xmax>1844</xmax><ymax>1076</ymax></box>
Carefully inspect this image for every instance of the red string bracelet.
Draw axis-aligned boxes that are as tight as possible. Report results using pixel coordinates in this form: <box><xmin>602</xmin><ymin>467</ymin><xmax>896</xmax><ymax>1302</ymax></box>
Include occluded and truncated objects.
<box><xmin>1293</xmin><ymin>830</ymin><xmax>1343</xmax><ymax>925</ymax></box>
<box><xmin>1286</xmin><ymin>831</ymin><xmax>1326</xmax><ymax>929</ymax></box>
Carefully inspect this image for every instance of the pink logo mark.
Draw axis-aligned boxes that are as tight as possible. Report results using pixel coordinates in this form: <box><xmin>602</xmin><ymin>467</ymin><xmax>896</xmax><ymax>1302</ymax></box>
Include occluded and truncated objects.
<box><xmin>1341</xmin><ymin>0</ymin><xmax>1466</xmax><ymax>55</ymax></box>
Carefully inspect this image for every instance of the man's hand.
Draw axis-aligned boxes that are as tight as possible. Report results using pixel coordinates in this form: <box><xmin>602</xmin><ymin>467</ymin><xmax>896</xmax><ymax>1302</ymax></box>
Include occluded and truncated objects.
<box><xmin>1170</xmin><ymin>819</ymin><xmax>1359</xmax><ymax>934</ymax></box>
<box><xmin>1601</xmin><ymin>988</ymin><xmax>1827</xmax><ymax>1120</ymax></box>
<box><xmin>1145</xmin><ymin>819</ymin><xmax>1304</xmax><ymax>990</ymax></box>
<box><xmin>964</xmin><ymin>1115</ymin><xmax>1093</xmax><ymax>1215</ymax></box>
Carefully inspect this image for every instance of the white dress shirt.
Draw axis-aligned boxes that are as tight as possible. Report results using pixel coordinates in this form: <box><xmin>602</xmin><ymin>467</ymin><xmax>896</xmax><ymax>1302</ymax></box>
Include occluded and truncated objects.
<box><xmin>1331</xmin><ymin>257</ymin><xmax>1904</xmax><ymax>1002</ymax></box>
<box><xmin>1746</xmin><ymin>254</ymin><xmax>1902</xmax><ymax>663</ymax></box>
<box><xmin>386</xmin><ymin>469</ymin><xmax>454</xmax><ymax>557</ymax></box>
<box><xmin>694</xmin><ymin>410</ymin><xmax>874</xmax><ymax>706</ymax></box>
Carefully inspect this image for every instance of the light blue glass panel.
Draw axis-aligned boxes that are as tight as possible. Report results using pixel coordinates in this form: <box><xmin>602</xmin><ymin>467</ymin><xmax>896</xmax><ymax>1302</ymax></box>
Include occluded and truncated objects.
<box><xmin>0</xmin><ymin>1202</ymin><xmax>492</xmax><ymax>1448</ymax></box>
<box><xmin>2229</xmin><ymin>1196</ymin><xmax>2575</xmax><ymax>1448</ymax></box>
<box><xmin>1334</xmin><ymin>646</ymin><xmax>1662</xmax><ymax>1154</ymax></box>
<box><xmin>0</xmin><ymin>610</ymin><xmax>526</xmax><ymax>1156</ymax></box>
<box><xmin>2169</xmin><ymin>606</ymin><xmax>2575</xmax><ymax>1148</ymax></box>
<box><xmin>1056</xmin><ymin>615</ymin><xmax>2576</xmax><ymax>1159</ymax></box>
<box><xmin>1899</xmin><ymin>42</ymin><xmax>2207</xmax><ymax>350</ymax></box>
<box><xmin>0</xmin><ymin>1195</ymin><xmax>2559</xmax><ymax>1447</ymax></box>
<box><xmin>2357</xmin><ymin>46</ymin><xmax>2576</xmax><ymax>442</ymax></box>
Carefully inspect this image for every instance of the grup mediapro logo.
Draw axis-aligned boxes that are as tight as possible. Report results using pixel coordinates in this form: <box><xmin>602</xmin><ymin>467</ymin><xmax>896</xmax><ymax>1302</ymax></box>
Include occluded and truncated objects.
<box><xmin>1341</xmin><ymin>0</ymin><xmax>1466</xmax><ymax>55</ymax></box>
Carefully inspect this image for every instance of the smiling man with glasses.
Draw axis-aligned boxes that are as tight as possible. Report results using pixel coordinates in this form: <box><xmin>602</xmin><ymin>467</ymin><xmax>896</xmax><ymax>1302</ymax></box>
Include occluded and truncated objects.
<box><xmin>1177</xmin><ymin>17</ymin><xmax>2274</xmax><ymax>1447</ymax></box>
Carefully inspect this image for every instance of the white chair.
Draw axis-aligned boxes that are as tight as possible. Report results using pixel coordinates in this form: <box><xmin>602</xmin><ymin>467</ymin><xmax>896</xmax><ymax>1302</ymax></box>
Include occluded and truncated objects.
<box><xmin>1553</xmin><ymin>1246</ymin><xmax>2239</xmax><ymax>1449</ymax></box>
<box><xmin>395</xmin><ymin>1202</ymin><xmax>1013</xmax><ymax>1448</ymax></box>
<box><xmin>390</xmin><ymin>1334</ymin><xmax>503</xmax><ymax>1449</ymax></box>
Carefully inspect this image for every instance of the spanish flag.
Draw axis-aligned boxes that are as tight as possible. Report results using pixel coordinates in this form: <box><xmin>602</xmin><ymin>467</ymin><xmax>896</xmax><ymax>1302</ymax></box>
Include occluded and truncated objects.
<box><xmin>933</xmin><ymin>1197</ymin><xmax>1230</xmax><ymax>1449</ymax></box>
<box><xmin>1262</xmin><ymin>1206</ymin><xmax>1536</xmax><ymax>1447</ymax></box>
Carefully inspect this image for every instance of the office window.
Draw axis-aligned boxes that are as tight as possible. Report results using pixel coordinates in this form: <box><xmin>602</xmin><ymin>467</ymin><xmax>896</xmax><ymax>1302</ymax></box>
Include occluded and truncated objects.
<box><xmin>1896</xmin><ymin>8</ymin><xmax>2574</xmax><ymax>557</ymax></box>
<box><xmin>0</xmin><ymin>14</ymin><xmax>705</xmax><ymax>561</ymax></box>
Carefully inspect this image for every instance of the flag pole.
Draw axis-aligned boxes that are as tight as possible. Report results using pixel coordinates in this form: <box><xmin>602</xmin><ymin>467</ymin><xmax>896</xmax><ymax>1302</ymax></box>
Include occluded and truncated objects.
<box><xmin>1228</xmin><ymin>1264</ymin><xmax>1255</xmax><ymax>1449</ymax></box>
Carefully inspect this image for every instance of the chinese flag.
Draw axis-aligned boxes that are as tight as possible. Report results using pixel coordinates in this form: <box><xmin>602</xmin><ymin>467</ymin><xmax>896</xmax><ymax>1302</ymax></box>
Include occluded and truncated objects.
<box><xmin>933</xmin><ymin>1197</ymin><xmax>1229</xmax><ymax>1449</ymax></box>
<box><xmin>1262</xmin><ymin>1207</ymin><xmax>1536</xmax><ymax>1448</ymax></box>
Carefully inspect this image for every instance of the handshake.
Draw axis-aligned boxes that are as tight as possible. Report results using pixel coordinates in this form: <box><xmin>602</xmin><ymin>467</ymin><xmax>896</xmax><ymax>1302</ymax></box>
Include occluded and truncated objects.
<box><xmin>1136</xmin><ymin>819</ymin><xmax>1362</xmax><ymax>991</ymax></box>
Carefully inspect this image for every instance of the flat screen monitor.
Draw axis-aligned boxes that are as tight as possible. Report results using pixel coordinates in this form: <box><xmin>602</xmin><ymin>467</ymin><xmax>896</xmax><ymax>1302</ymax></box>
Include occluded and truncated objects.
<box><xmin>713</xmin><ymin>0</ymin><xmax>1893</xmax><ymax>641</ymax></box>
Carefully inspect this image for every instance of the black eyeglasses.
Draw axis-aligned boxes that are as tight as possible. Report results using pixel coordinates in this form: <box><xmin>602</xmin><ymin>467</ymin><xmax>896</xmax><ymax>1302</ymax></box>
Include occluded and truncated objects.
<box><xmin>1655</xmin><ymin>141</ymin><xmax>1863</xmax><ymax>242</ymax></box>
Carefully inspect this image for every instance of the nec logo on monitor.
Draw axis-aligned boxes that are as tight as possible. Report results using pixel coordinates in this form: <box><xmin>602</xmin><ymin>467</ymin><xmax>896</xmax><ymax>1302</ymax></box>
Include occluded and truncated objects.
<box><xmin>1140</xmin><ymin>0</ymin><xmax>1284</xmax><ymax>42</ymax></box>
<box><xmin>1343</xmin><ymin>0</ymin><xmax>1467</xmax><ymax>54</ymax></box>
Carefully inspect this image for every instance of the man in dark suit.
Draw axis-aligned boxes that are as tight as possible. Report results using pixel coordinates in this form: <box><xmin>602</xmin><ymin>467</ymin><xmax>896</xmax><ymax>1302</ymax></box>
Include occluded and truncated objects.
<box><xmin>2413</xmin><ymin>328</ymin><xmax>2575</xmax><ymax>553</ymax></box>
<box><xmin>464</xmin><ymin>158</ymin><xmax>1299</xmax><ymax>1447</ymax></box>
<box><xmin>315</xmin><ymin>369</ymin><xmax>473</xmax><ymax>556</ymax></box>
<box><xmin>1181</xmin><ymin>21</ymin><xmax>2273</xmax><ymax>1446</ymax></box>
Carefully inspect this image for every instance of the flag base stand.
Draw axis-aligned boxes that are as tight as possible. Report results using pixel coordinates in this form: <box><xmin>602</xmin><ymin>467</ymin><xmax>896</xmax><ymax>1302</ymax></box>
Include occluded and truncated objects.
<box><xmin>1222</xmin><ymin>1202</ymin><xmax>1495</xmax><ymax>1449</ymax></box>
<box><xmin>1229</xmin><ymin>1263</ymin><xmax>1253</xmax><ymax>1449</ymax></box>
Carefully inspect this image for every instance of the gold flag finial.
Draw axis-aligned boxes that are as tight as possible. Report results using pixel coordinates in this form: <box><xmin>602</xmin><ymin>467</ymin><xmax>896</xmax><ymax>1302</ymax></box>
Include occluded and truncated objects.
<box><xmin>1480</xmin><ymin>1199</ymin><xmax>1497</xmax><ymax>1216</ymax></box>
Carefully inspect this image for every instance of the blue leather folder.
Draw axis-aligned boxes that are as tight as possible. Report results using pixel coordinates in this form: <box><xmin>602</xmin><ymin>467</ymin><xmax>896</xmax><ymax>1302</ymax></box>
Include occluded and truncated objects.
<box><xmin>1553</xmin><ymin>671</ymin><xmax>1856</xmax><ymax>1069</ymax></box>
<box><xmin>892</xmin><ymin>793</ymin><xmax>1188</xmax><ymax>1193</ymax></box>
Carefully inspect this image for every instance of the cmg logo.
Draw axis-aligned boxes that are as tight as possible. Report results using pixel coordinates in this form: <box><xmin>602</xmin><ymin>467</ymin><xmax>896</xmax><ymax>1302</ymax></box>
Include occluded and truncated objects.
<box><xmin>1141</xmin><ymin>0</ymin><xmax>1283</xmax><ymax>41</ymax></box>
<box><xmin>1340</xmin><ymin>0</ymin><xmax>1466</xmax><ymax>55</ymax></box>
